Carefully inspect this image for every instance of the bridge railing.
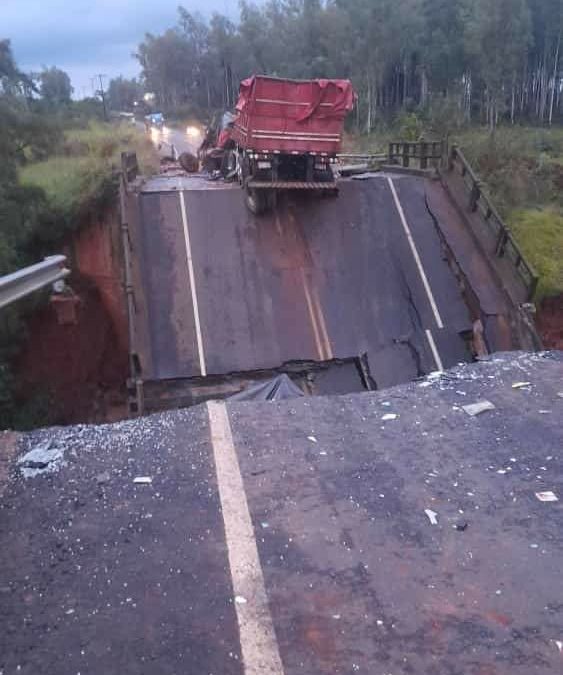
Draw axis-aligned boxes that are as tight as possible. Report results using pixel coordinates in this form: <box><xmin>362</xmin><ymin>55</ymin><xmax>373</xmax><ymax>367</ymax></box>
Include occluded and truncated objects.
<box><xmin>447</xmin><ymin>144</ymin><xmax>538</xmax><ymax>301</ymax></box>
<box><xmin>122</xmin><ymin>152</ymin><xmax>139</xmax><ymax>184</ymax></box>
<box><xmin>388</xmin><ymin>141</ymin><xmax>444</xmax><ymax>169</ymax></box>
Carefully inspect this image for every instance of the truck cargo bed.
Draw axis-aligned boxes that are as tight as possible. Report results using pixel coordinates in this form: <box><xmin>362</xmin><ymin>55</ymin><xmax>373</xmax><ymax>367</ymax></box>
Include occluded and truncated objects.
<box><xmin>232</xmin><ymin>75</ymin><xmax>355</xmax><ymax>155</ymax></box>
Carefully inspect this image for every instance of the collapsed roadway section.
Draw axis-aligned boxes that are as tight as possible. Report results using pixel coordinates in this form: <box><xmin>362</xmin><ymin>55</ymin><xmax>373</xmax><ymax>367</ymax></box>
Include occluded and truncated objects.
<box><xmin>120</xmin><ymin>144</ymin><xmax>540</xmax><ymax>413</ymax></box>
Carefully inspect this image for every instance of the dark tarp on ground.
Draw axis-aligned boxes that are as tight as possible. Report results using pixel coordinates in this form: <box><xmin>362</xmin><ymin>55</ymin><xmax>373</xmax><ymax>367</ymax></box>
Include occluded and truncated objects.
<box><xmin>229</xmin><ymin>374</ymin><xmax>304</xmax><ymax>401</ymax></box>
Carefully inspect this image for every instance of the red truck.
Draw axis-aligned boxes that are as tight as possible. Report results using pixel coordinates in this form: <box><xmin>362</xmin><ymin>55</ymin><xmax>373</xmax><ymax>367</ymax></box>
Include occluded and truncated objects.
<box><xmin>207</xmin><ymin>76</ymin><xmax>356</xmax><ymax>214</ymax></box>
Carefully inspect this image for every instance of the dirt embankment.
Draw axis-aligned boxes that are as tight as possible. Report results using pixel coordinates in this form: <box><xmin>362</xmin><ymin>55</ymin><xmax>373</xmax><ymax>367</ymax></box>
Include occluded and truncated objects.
<box><xmin>14</xmin><ymin>208</ymin><xmax>129</xmax><ymax>425</ymax></box>
<box><xmin>536</xmin><ymin>294</ymin><xmax>563</xmax><ymax>350</ymax></box>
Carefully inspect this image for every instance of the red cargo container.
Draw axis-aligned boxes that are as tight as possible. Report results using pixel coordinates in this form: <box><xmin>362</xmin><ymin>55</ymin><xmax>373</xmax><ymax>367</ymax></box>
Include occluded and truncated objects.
<box><xmin>232</xmin><ymin>76</ymin><xmax>355</xmax><ymax>155</ymax></box>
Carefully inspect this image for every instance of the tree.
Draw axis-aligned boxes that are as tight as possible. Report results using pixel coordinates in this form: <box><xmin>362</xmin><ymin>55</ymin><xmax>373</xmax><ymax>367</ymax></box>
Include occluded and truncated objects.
<box><xmin>467</xmin><ymin>0</ymin><xmax>531</xmax><ymax>129</ymax></box>
<box><xmin>39</xmin><ymin>66</ymin><xmax>73</xmax><ymax>106</ymax></box>
<box><xmin>107</xmin><ymin>76</ymin><xmax>143</xmax><ymax>111</ymax></box>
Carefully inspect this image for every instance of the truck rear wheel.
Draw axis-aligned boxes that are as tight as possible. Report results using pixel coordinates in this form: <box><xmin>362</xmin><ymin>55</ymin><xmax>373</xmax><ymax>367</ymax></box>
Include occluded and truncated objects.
<box><xmin>244</xmin><ymin>180</ymin><xmax>270</xmax><ymax>215</ymax></box>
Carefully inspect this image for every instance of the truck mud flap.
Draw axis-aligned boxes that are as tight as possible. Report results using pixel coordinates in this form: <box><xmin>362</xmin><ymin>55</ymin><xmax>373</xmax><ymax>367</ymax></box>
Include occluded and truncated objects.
<box><xmin>247</xmin><ymin>181</ymin><xmax>338</xmax><ymax>190</ymax></box>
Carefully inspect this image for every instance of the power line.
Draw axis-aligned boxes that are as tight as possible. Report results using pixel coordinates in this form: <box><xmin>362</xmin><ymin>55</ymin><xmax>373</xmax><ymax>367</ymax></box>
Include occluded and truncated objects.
<box><xmin>95</xmin><ymin>73</ymin><xmax>108</xmax><ymax>120</ymax></box>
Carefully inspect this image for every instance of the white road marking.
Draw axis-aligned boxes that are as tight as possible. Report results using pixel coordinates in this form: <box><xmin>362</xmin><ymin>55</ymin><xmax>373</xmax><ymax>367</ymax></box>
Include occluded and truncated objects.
<box><xmin>207</xmin><ymin>401</ymin><xmax>285</xmax><ymax>675</ymax></box>
<box><xmin>425</xmin><ymin>329</ymin><xmax>444</xmax><ymax>372</ymax></box>
<box><xmin>387</xmin><ymin>177</ymin><xmax>444</xmax><ymax>329</ymax></box>
<box><xmin>179</xmin><ymin>191</ymin><xmax>207</xmax><ymax>376</ymax></box>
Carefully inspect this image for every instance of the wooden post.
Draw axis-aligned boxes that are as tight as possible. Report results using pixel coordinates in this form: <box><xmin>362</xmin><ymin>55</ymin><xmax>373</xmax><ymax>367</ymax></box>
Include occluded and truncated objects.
<box><xmin>448</xmin><ymin>143</ymin><xmax>458</xmax><ymax>172</ymax></box>
<box><xmin>495</xmin><ymin>228</ymin><xmax>509</xmax><ymax>257</ymax></box>
<box><xmin>402</xmin><ymin>144</ymin><xmax>409</xmax><ymax>168</ymax></box>
<box><xmin>420</xmin><ymin>142</ymin><xmax>428</xmax><ymax>169</ymax></box>
<box><xmin>469</xmin><ymin>180</ymin><xmax>481</xmax><ymax>212</ymax></box>
<box><xmin>527</xmin><ymin>274</ymin><xmax>539</xmax><ymax>301</ymax></box>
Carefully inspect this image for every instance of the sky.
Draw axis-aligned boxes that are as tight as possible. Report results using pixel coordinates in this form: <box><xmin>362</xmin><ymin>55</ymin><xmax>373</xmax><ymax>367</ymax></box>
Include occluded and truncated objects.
<box><xmin>3</xmin><ymin>0</ymin><xmax>240</xmax><ymax>97</ymax></box>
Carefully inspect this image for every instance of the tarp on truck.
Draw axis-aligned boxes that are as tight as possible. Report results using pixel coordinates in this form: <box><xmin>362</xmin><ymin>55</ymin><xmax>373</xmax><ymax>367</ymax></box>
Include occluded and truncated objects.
<box><xmin>232</xmin><ymin>76</ymin><xmax>355</xmax><ymax>154</ymax></box>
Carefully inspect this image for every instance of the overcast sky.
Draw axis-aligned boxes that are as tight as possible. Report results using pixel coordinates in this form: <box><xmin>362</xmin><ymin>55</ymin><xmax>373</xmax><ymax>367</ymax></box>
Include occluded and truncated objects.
<box><xmin>3</xmin><ymin>0</ymin><xmax>239</xmax><ymax>97</ymax></box>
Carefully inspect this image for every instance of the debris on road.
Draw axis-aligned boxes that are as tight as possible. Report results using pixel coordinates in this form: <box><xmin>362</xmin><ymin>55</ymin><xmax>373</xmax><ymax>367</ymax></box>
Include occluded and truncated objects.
<box><xmin>307</xmin><ymin>436</ymin><xmax>318</xmax><ymax>443</ymax></box>
<box><xmin>133</xmin><ymin>476</ymin><xmax>153</xmax><ymax>485</ymax></box>
<box><xmin>462</xmin><ymin>400</ymin><xmax>496</xmax><ymax>416</ymax></box>
<box><xmin>512</xmin><ymin>381</ymin><xmax>531</xmax><ymax>389</ymax></box>
<box><xmin>424</xmin><ymin>509</ymin><xmax>438</xmax><ymax>525</ymax></box>
<box><xmin>234</xmin><ymin>596</ymin><xmax>247</xmax><ymax>605</ymax></box>
<box><xmin>96</xmin><ymin>471</ymin><xmax>110</xmax><ymax>484</ymax></box>
<box><xmin>381</xmin><ymin>413</ymin><xmax>398</xmax><ymax>421</ymax></box>
<box><xmin>535</xmin><ymin>491</ymin><xmax>558</xmax><ymax>502</ymax></box>
<box><xmin>18</xmin><ymin>440</ymin><xmax>66</xmax><ymax>478</ymax></box>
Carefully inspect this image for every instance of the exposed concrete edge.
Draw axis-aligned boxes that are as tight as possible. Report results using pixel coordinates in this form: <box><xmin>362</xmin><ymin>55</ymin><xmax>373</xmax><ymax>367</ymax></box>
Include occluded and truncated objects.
<box><xmin>433</xmin><ymin>173</ymin><xmax>542</xmax><ymax>352</ymax></box>
<box><xmin>438</xmin><ymin>168</ymin><xmax>526</xmax><ymax>303</ymax></box>
<box><xmin>119</xmin><ymin>173</ymin><xmax>145</xmax><ymax>416</ymax></box>
<box><xmin>381</xmin><ymin>164</ymin><xmax>439</xmax><ymax>179</ymax></box>
<box><xmin>0</xmin><ymin>431</ymin><xmax>21</xmax><ymax>498</ymax></box>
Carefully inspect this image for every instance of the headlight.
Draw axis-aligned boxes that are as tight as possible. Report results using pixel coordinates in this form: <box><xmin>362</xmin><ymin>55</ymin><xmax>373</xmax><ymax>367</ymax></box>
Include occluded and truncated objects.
<box><xmin>186</xmin><ymin>126</ymin><xmax>200</xmax><ymax>138</ymax></box>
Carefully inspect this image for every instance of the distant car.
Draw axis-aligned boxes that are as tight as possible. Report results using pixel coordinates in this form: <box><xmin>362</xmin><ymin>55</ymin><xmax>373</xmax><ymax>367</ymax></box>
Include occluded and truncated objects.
<box><xmin>144</xmin><ymin>112</ymin><xmax>164</xmax><ymax>131</ymax></box>
<box><xmin>118</xmin><ymin>112</ymin><xmax>136</xmax><ymax>126</ymax></box>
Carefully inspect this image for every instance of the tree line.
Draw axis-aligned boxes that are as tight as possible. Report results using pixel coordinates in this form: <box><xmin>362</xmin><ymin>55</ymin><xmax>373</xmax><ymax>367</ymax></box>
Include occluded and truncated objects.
<box><xmin>125</xmin><ymin>0</ymin><xmax>562</xmax><ymax>130</ymax></box>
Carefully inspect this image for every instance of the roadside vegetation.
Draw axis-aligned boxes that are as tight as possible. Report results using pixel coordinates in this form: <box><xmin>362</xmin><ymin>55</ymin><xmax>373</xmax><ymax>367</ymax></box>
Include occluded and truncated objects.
<box><xmin>347</xmin><ymin>119</ymin><xmax>563</xmax><ymax>300</ymax></box>
<box><xmin>0</xmin><ymin>40</ymin><xmax>157</xmax><ymax>428</ymax></box>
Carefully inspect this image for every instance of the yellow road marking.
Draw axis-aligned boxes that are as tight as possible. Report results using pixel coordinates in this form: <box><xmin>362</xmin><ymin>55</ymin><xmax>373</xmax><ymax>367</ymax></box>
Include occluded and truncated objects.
<box><xmin>300</xmin><ymin>268</ymin><xmax>325</xmax><ymax>360</ymax></box>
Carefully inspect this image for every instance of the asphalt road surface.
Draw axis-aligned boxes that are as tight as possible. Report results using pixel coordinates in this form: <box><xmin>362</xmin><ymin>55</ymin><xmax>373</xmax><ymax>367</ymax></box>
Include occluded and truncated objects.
<box><xmin>1</xmin><ymin>351</ymin><xmax>562</xmax><ymax>674</ymax></box>
<box><xmin>129</xmin><ymin>173</ymin><xmax>472</xmax><ymax>389</ymax></box>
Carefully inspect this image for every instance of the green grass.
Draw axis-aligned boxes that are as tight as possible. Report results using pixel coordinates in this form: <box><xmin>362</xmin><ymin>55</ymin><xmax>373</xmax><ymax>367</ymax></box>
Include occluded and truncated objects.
<box><xmin>20</xmin><ymin>156</ymin><xmax>113</xmax><ymax>233</ymax></box>
<box><xmin>350</xmin><ymin>122</ymin><xmax>563</xmax><ymax>299</ymax></box>
<box><xmin>508</xmin><ymin>209</ymin><xmax>563</xmax><ymax>299</ymax></box>
<box><xmin>453</xmin><ymin>126</ymin><xmax>563</xmax><ymax>299</ymax></box>
<box><xmin>19</xmin><ymin>121</ymin><xmax>159</xmax><ymax>235</ymax></box>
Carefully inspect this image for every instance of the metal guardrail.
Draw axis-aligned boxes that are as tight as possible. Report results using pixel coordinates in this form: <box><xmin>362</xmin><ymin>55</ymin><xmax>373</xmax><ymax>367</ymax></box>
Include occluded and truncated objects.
<box><xmin>0</xmin><ymin>256</ymin><xmax>70</xmax><ymax>309</ymax></box>
<box><xmin>447</xmin><ymin>144</ymin><xmax>538</xmax><ymax>300</ymax></box>
<box><xmin>389</xmin><ymin>141</ymin><xmax>444</xmax><ymax>169</ymax></box>
<box><xmin>337</xmin><ymin>152</ymin><xmax>387</xmax><ymax>162</ymax></box>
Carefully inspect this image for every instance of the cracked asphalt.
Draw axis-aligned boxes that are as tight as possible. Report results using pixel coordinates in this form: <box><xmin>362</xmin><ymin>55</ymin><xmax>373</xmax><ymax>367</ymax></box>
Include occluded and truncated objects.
<box><xmin>129</xmin><ymin>173</ymin><xmax>472</xmax><ymax>386</ymax></box>
<box><xmin>1</xmin><ymin>351</ymin><xmax>562</xmax><ymax>674</ymax></box>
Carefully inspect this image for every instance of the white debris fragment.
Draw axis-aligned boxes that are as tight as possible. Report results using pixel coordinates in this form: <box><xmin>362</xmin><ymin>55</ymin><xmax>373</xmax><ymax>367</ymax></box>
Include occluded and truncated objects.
<box><xmin>462</xmin><ymin>400</ymin><xmax>496</xmax><ymax>416</ymax></box>
<box><xmin>381</xmin><ymin>401</ymin><xmax>391</xmax><ymax>407</ymax></box>
<box><xmin>424</xmin><ymin>509</ymin><xmax>438</xmax><ymax>525</ymax></box>
<box><xmin>65</xmin><ymin>608</ymin><xmax>75</xmax><ymax>615</ymax></box>
<box><xmin>381</xmin><ymin>413</ymin><xmax>398</xmax><ymax>421</ymax></box>
<box><xmin>535</xmin><ymin>491</ymin><xmax>558</xmax><ymax>502</ymax></box>
<box><xmin>18</xmin><ymin>440</ymin><xmax>66</xmax><ymax>478</ymax></box>
<box><xmin>538</xmin><ymin>410</ymin><xmax>552</xmax><ymax>414</ymax></box>
<box><xmin>496</xmin><ymin>469</ymin><xmax>507</xmax><ymax>475</ymax></box>
<box><xmin>512</xmin><ymin>382</ymin><xmax>531</xmax><ymax>389</ymax></box>
<box><xmin>307</xmin><ymin>436</ymin><xmax>318</xmax><ymax>443</ymax></box>
<box><xmin>376</xmin><ymin>619</ymin><xmax>384</xmax><ymax>626</ymax></box>
<box><xmin>553</xmin><ymin>640</ymin><xmax>563</xmax><ymax>653</ymax></box>
<box><xmin>234</xmin><ymin>595</ymin><xmax>247</xmax><ymax>605</ymax></box>
<box><xmin>332</xmin><ymin>614</ymin><xmax>341</xmax><ymax>620</ymax></box>
<box><xmin>260</xmin><ymin>522</ymin><xmax>269</xmax><ymax>529</ymax></box>
<box><xmin>133</xmin><ymin>476</ymin><xmax>153</xmax><ymax>484</ymax></box>
<box><xmin>319</xmin><ymin>450</ymin><xmax>328</xmax><ymax>456</ymax></box>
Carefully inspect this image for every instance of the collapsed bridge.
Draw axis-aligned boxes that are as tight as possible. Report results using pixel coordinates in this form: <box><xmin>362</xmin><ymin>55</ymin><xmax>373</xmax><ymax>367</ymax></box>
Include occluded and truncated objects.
<box><xmin>119</xmin><ymin>143</ymin><xmax>539</xmax><ymax>413</ymax></box>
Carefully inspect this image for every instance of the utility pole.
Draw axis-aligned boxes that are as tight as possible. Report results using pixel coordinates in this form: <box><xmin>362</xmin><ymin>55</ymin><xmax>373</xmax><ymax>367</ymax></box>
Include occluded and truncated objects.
<box><xmin>96</xmin><ymin>73</ymin><xmax>108</xmax><ymax>121</ymax></box>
